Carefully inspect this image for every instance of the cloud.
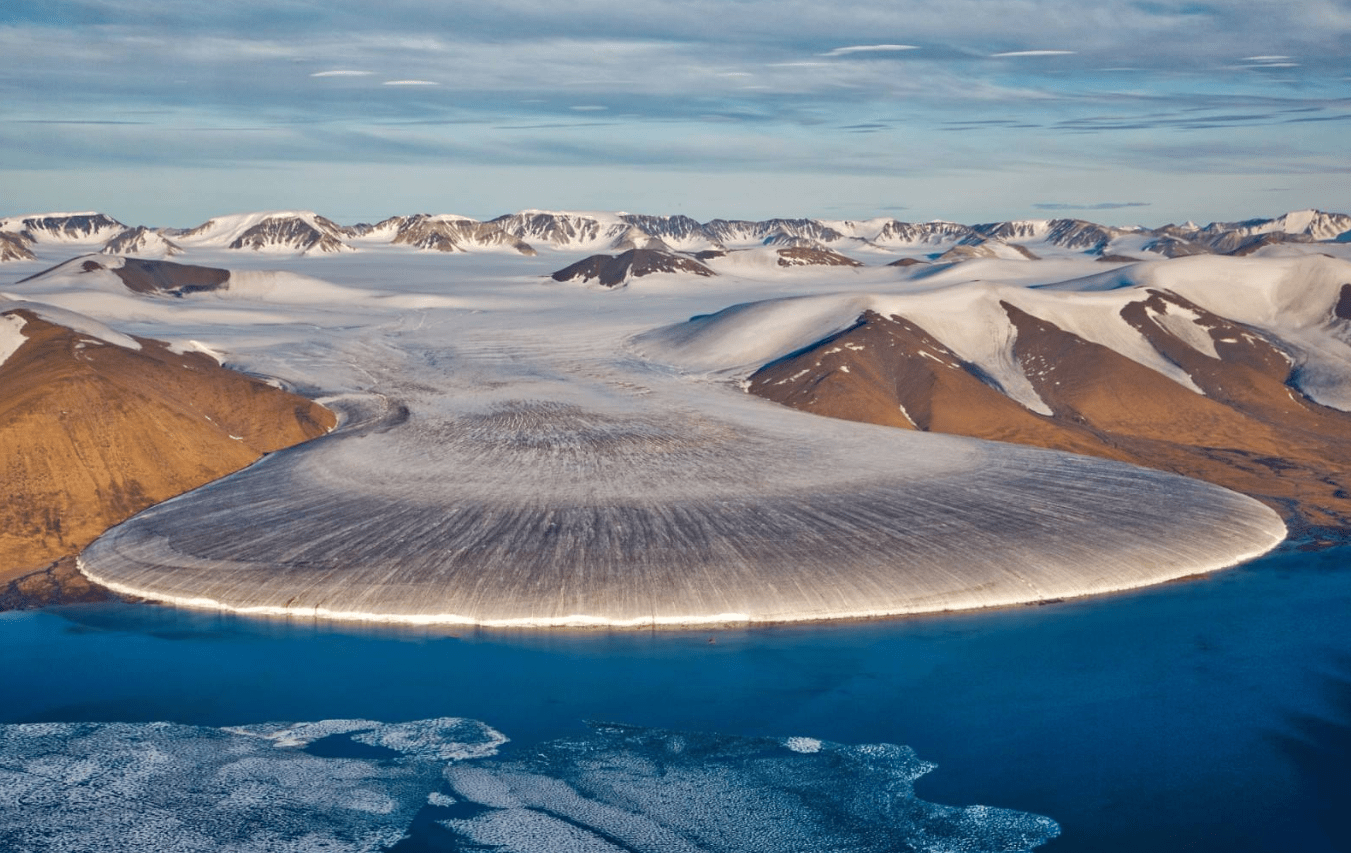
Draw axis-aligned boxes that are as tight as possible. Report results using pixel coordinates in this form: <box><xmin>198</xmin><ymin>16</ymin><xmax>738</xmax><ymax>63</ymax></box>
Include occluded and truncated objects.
<box><xmin>819</xmin><ymin>44</ymin><xmax>920</xmax><ymax>57</ymax></box>
<box><xmin>1032</xmin><ymin>201</ymin><xmax>1151</xmax><ymax>210</ymax></box>
<box><xmin>990</xmin><ymin>50</ymin><xmax>1077</xmax><ymax>57</ymax></box>
<box><xmin>2</xmin><ymin>0</ymin><xmax>1350</xmax><ymax>222</ymax></box>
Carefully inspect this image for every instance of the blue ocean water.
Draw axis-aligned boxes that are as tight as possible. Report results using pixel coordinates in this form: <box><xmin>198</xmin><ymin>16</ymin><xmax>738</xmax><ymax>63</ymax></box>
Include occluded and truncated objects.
<box><xmin>3</xmin><ymin>545</ymin><xmax>1350</xmax><ymax>852</ymax></box>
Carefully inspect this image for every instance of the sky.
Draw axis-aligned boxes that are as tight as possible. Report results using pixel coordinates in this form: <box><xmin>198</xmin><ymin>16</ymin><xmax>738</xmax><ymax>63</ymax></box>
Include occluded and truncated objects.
<box><xmin>2</xmin><ymin>0</ymin><xmax>1350</xmax><ymax>226</ymax></box>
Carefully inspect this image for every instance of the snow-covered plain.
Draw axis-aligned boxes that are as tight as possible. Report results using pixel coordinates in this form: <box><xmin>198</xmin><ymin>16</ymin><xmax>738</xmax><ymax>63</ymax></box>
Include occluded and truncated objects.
<box><xmin>3</xmin><ymin>232</ymin><xmax>1311</xmax><ymax>627</ymax></box>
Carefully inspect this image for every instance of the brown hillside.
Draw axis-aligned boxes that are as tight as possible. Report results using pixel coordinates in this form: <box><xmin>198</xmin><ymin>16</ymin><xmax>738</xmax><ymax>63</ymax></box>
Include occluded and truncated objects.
<box><xmin>0</xmin><ymin>310</ymin><xmax>334</xmax><ymax>588</ymax></box>
<box><xmin>750</xmin><ymin>305</ymin><xmax>1351</xmax><ymax>541</ymax></box>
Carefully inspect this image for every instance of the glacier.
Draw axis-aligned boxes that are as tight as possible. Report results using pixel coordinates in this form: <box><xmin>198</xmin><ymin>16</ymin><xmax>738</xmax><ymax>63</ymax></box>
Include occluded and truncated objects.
<box><xmin>6</xmin><ymin>238</ymin><xmax>1297</xmax><ymax>627</ymax></box>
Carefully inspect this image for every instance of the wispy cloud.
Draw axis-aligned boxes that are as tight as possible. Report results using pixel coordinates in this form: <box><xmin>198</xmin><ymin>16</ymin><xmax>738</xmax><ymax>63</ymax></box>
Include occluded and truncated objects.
<box><xmin>1033</xmin><ymin>201</ymin><xmax>1151</xmax><ymax>210</ymax></box>
<box><xmin>990</xmin><ymin>50</ymin><xmax>1076</xmax><ymax>58</ymax></box>
<box><xmin>2</xmin><ymin>0</ymin><xmax>1349</xmax><ymax>222</ymax></box>
<box><xmin>819</xmin><ymin>44</ymin><xmax>920</xmax><ymax>57</ymax></box>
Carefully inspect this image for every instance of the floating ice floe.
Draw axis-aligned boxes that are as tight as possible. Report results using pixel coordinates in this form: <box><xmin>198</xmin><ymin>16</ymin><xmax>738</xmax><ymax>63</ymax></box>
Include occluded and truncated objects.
<box><xmin>0</xmin><ymin>719</ymin><xmax>1059</xmax><ymax>853</ymax></box>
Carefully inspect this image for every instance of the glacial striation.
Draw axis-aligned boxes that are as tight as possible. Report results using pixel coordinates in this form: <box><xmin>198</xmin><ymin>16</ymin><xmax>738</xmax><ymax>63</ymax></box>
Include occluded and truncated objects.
<box><xmin>79</xmin><ymin>371</ymin><xmax>1285</xmax><ymax>626</ymax></box>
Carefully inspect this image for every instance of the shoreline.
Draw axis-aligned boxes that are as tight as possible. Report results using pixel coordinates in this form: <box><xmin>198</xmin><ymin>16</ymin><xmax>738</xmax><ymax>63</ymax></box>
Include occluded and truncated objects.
<box><xmin>15</xmin><ymin>489</ymin><xmax>1341</xmax><ymax>624</ymax></box>
<box><xmin>64</xmin><ymin>529</ymin><xmax>1285</xmax><ymax>632</ymax></box>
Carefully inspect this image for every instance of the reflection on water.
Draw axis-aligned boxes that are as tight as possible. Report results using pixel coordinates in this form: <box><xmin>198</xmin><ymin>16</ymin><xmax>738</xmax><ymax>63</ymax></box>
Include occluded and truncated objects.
<box><xmin>2</xmin><ymin>545</ymin><xmax>1350</xmax><ymax>852</ymax></box>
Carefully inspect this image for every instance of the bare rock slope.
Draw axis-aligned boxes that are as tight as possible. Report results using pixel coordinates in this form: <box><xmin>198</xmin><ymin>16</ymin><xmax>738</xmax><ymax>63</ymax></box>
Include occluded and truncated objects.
<box><xmin>748</xmin><ymin>265</ymin><xmax>1351</xmax><ymax>540</ymax></box>
<box><xmin>0</xmin><ymin>307</ymin><xmax>335</xmax><ymax>587</ymax></box>
<box><xmin>551</xmin><ymin>249</ymin><xmax>715</xmax><ymax>287</ymax></box>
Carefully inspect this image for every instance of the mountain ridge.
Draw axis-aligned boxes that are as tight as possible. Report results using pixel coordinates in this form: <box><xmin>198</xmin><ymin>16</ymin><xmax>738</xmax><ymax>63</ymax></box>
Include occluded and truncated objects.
<box><xmin>4</xmin><ymin>208</ymin><xmax>1348</xmax><ymax>263</ymax></box>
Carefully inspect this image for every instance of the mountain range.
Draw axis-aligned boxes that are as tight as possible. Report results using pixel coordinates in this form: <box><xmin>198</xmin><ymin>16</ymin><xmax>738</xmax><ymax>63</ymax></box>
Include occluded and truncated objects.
<box><xmin>3</xmin><ymin>208</ymin><xmax>1349</xmax><ymax>262</ymax></box>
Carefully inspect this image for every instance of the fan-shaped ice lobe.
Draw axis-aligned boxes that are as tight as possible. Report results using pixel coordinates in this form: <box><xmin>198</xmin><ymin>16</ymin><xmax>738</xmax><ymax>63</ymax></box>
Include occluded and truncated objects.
<box><xmin>78</xmin><ymin>332</ymin><xmax>1286</xmax><ymax>627</ymax></box>
<box><xmin>0</xmin><ymin>719</ymin><xmax>1059</xmax><ymax>852</ymax></box>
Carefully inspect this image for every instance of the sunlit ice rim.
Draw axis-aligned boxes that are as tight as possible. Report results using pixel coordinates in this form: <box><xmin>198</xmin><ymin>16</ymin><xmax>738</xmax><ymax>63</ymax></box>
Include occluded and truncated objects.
<box><xmin>75</xmin><ymin>525</ymin><xmax>1285</xmax><ymax>630</ymax></box>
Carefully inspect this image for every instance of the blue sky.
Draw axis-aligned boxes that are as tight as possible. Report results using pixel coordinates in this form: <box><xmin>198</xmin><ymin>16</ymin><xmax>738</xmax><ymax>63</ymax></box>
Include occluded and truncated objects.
<box><xmin>2</xmin><ymin>0</ymin><xmax>1349</xmax><ymax>226</ymax></box>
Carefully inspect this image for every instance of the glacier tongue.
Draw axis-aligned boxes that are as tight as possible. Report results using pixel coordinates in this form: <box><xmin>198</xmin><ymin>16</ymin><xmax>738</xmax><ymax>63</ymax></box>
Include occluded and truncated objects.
<box><xmin>77</xmin><ymin>329</ymin><xmax>1286</xmax><ymax>627</ymax></box>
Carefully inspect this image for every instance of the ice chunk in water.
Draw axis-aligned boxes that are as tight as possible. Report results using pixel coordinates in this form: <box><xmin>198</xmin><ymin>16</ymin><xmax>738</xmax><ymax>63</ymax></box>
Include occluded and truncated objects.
<box><xmin>0</xmin><ymin>719</ymin><xmax>1057</xmax><ymax>852</ymax></box>
<box><xmin>440</xmin><ymin>722</ymin><xmax>1060</xmax><ymax>853</ymax></box>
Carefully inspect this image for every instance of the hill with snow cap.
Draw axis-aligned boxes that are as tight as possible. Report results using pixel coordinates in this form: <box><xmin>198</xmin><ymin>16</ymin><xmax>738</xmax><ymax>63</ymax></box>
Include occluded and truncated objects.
<box><xmin>0</xmin><ymin>232</ymin><xmax>35</xmax><ymax>262</ymax></box>
<box><xmin>0</xmin><ymin>298</ymin><xmax>333</xmax><ymax>585</ymax></box>
<box><xmin>171</xmin><ymin>211</ymin><xmax>355</xmax><ymax>255</ymax></box>
<box><xmin>101</xmin><ymin>225</ymin><xmax>183</xmax><ymax>258</ymax></box>
<box><xmin>637</xmin><ymin>253</ymin><xmax>1351</xmax><ymax>537</ymax></box>
<box><xmin>0</xmin><ymin>212</ymin><xmax>126</xmax><ymax>245</ymax></box>
<box><xmin>384</xmin><ymin>214</ymin><xmax>538</xmax><ymax>255</ymax></box>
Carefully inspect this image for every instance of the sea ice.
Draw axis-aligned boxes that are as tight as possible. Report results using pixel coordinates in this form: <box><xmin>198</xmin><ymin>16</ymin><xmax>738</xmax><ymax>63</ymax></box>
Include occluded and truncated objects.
<box><xmin>0</xmin><ymin>719</ymin><xmax>1058</xmax><ymax>852</ymax></box>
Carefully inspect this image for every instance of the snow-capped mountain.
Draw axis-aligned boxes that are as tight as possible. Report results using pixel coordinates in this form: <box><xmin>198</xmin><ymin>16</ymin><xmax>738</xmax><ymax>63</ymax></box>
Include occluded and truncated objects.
<box><xmin>1042</xmin><ymin>219</ymin><xmax>1127</xmax><ymax>252</ymax></box>
<box><xmin>172</xmin><ymin>211</ymin><xmax>355</xmax><ymax>255</ymax></box>
<box><xmin>385</xmin><ymin>214</ymin><xmax>537</xmax><ymax>255</ymax></box>
<box><xmin>617</xmin><ymin>214</ymin><xmax>720</xmax><ymax>251</ymax></box>
<box><xmin>865</xmin><ymin>220</ymin><xmax>976</xmax><ymax>248</ymax></box>
<box><xmin>1201</xmin><ymin>209</ymin><xmax>1351</xmax><ymax>242</ymax></box>
<box><xmin>0</xmin><ymin>212</ymin><xmax>125</xmax><ymax>244</ymax></box>
<box><xmin>1156</xmin><ymin>209</ymin><xmax>1351</xmax><ymax>254</ymax></box>
<box><xmin>609</xmin><ymin>225</ymin><xmax>675</xmax><ymax>253</ymax></box>
<box><xmin>102</xmin><ymin>225</ymin><xmax>183</xmax><ymax>258</ymax></box>
<box><xmin>970</xmin><ymin>219</ymin><xmax>1051</xmax><ymax>242</ymax></box>
<box><xmin>0</xmin><ymin>231</ymin><xmax>35</xmax><ymax>262</ymax></box>
<box><xmin>703</xmin><ymin>218</ymin><xmax>848</xmax><ymax>248</ymax></box>
<box><xmin>3</xmin><ymin>207</ymin><xmax>1349</xmax><ymax>264</ymax></box>
<box><xmin>490</xmin><ymin>210</ymin><xmax>633</xmax><ymax>251</ymax></box>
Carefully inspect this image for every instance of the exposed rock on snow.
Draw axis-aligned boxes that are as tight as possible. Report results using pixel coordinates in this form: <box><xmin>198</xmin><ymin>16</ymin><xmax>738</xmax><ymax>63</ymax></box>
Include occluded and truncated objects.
<box><xmin>551</xmin><ymin>248</ymin><xmax>715</xmax><ymax>287</ymax></box>
<box><xmin>718</xmin><ymin>255</ymin><xmax>1351</xmax><ymax>536</ymax></box>
<box><xmin>388</xmin><ymin>214</ymin><xmax>537</xmax><ymax>255</ymax></box>
<box><xmin>0</xmin><ymin>231</ymin><xmax>35</xmax><ymax>262</ymax></box>
<box><xmin>0</xmin><ymin>212</ymin><xmax>125</xmax><ymax>244</ymax></box>
<box><xmin>173</xmin><ymin>211</ymin><xmax>355</xmax><ymax>254</ymax></box>
<box><xmin>775</xmin><ymin>246</ymin><xmax>863</xmax><ymax>267</ymax></box>
<box><xmin>102</xmin><ymin>225</ymin><xmax>183</xmax><ymax>258</ymax></box>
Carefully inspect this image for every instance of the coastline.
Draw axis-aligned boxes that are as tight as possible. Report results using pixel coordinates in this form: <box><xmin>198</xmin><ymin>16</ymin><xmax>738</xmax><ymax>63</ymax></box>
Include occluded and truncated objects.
<box><xmin>67</xmin><ymin>521</ymin><xmax>1285</xmax><ymax>630</ymax></box>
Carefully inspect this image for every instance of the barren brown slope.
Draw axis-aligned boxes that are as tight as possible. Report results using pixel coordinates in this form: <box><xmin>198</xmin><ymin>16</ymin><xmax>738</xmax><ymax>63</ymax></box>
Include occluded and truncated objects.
<box><xmin>749</xmin><ymin>311</ymin><xmax>1120</xmax><ymax>460</ymax></box>
<box><xmin>750</xmin><ymin>304</ymin><xmax>1351</xmax><ymax>541</ymax></box>
<box><xmin>0</xmin><ymin>310</ymin><xmax>335</xmax><ymax>588</ymax></box>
